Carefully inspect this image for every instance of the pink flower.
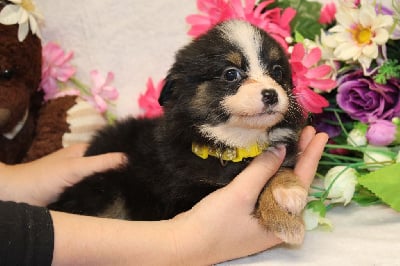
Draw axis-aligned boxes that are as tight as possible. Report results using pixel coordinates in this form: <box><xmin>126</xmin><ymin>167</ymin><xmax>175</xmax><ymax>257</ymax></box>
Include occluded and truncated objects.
<box><xmin>138</xmin><ymin>78</ymin><xmax>164</xmax><ymax>118</ymax></box>
<box><xmin>40</xmin><ymin>42</ymin><xmax>77</xmax><ymax>100</ymax></box>
<box><xmin>84</xmin><ymin>70</ymin><xmax>119</xmax><ymax>113</ymax></box>
<box><xmin>293</xmin><ymin>86</ymin><xmax>329</xmax><ymax>114</ymax></box>
<box><xmin>319</xmin><ymin>2</ymin><xmax>336</xmax><ymax>24</ymax></box>
<box><xmin>366</xmin><ymin>120</ymin><xmax>396</xmax><ymax>146</ymax></box>
<box><xmin>186</xmin><ymin>0</ymin><xmax>296</xmax><ymax>50</ymax></box>
<box><xmin>290</xmin><ymin>43</ymin><xmax>336</xmax><ymax>114</ymax></box>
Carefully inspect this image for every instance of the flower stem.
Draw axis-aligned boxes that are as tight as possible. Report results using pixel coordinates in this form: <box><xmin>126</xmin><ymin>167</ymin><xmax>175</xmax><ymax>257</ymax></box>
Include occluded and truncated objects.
<box><xmin>322</xmin><ymin>152</ymin><xmax>363</xmax><ymax>162</ymax></box>
<box><xmin>70</xmin><ymin>77</ymin><xmax>91</xmax><ymax>95</ymax></box>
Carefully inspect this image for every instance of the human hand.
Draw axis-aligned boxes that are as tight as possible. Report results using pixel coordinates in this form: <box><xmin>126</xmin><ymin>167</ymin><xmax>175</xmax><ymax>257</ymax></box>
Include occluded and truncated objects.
<box><xmin>0</xmin><ymin>144</ymin><xmax>125</xmax><ymax>206</ymax></box>
<box><xmin>170</xmin><ymin>126</ymin><xmax>328</xmax><ymax>265</ymax></box>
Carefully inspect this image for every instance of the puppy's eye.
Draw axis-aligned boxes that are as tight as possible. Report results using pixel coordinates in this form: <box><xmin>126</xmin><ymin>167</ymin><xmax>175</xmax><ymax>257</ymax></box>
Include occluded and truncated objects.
<box><xmin>0</xmin><ymin>69</ymin><xmax>14</xmax><ymax>80</ymax></box>
<box><xmin>271</xmin><ymin>65</ymin><xmax>283</xmax><ymax>81</ymax></box>
<box><xmin>223</xmin><ymin>68</ymin><xmax>242</xmax><ymax>82</ymax></box>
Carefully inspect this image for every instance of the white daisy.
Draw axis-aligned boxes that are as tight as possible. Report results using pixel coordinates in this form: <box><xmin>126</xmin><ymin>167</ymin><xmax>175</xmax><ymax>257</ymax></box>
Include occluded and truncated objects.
<box><xmin>0</xmin><ymin>0</ymin><xmax>43</xmax><ymax>41</ymax></box>
<box><xmin>329</xmin><ymin>1</ymin><xmax>393</xmax><ymax>72</ymax></box>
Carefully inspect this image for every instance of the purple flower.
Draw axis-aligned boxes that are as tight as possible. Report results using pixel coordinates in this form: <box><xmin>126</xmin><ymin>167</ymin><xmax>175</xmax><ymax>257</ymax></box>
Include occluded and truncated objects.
<box><xmin>313</xmin><ymin>110</ymin><xmax>351</xmax><ymax>138</ymax></box>
<box><xmin>366</xmin><ymin>120</ymin><xmax>396</xmax><ymax>146</ymax></box>
<box><xmin>336</xmin><ymin>71</ymin><xmax>400</xmax><ymax>123</ymax></box>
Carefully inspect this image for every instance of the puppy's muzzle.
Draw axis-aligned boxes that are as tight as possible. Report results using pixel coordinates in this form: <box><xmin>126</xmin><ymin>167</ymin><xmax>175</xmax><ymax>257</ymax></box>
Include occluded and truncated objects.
<box><xmin>262</xmin><ymin>89</ymin><xmax>278</xmax><ymax>106</ymax></box>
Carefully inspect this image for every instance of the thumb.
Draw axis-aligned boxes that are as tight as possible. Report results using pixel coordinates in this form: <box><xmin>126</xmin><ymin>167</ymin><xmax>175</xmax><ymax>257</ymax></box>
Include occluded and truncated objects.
<box><xmin>228</xmin><ymin>145</ymin><xmax>286</xmax><ymax>198</ymax></box>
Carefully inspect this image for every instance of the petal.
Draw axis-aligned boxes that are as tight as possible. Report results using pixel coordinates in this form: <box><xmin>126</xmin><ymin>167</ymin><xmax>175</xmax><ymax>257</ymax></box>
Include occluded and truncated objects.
<box><xmin>306</xmin><ymin>65</ymin><xmax>332</xmax><ymax>78</ymax></box>
<box><xmin>359</xmin><ymin>5</ymin><xmax>375</xmax><ymax>28</ymax></box>
<box><xmin>373</xmin><ymin>28</ymin><xmax>389</xmax><ymax>44</ymax></box>
<box><xmin>303</xmin><ymin>47</ymin><xmax>321</xmax><ymax>68</ymax></box>
<box><xmin>146</xmin><ymin>78</ymin><xmax>156</xmax><ymax>93</ymax></box>
<box><xmin>17</xmin><ymin>22</ymin><xmax>29</xmax><ymax>41</ymax></box>
<box><xmin>90</xmin><ymin>70</ymin><xmax>105</xmax><ymax>91</ymax></box>
<box><xmin>362</xmin><ymin>44</ymin><xmax>378</xmax><ymax>58</ymax></box>
<box><xmin>329</xmin><ymin>24</ymin><xmax>345</xmax><ymax>33</ymax></box>
<box><xmin>18</xmin><ymin>8</ymin><xmax>28</xmax><ymax>24</ymax></box>
<box><xmin>281</xmin><ymin>7</ymin><xmax>297</xmax><ymax>25</ymax></box>
<box><xmin>186</xmin><ymin>14</ymin><xmax>211</xmax><ymax>25</ymax></box>
<box><xmin>0</xmin><ymin>5</ymin><xmax>20</xmax><ymax>24</ymax></box>
<box><xmin>366</xmin><ymin>120</ymin><xmax>396</xmax><ymax>146</ymax></box>
<box><xmin>230</xmin><ymin>0</ymin><xmax>245</xmax><ymax>18</ymax></box>
<box><xmin>290</xmin><ymin>43</ymin><xmax>305</xmax><ymax>62</ymax></box>
<box><xmin>334</xmin><ymin>43</ymin><xmax>360</xmax><ymax>60</ymax></box>
<box><xmin>294</xmin><ymin>86</ymin><xmax>329</xmax><ymax>113</ymax></box>
<box><xmin>104</xmin><ymin>72</ymin><xmax>115</xmax><ymax>85</ymax></box>
<box><xmin>358</xmin><ymin>55</ymin><xmax>373</xmax><ymax>70</ymax></box>
<box><xmin>309</xmin><ymin>78</ymin><xmax>337</xmax><ymax>91</ymax></box>
<box><xmin>335</xmin><ymin>10</ymin><xmax>354</xmax><ymax>28</ymax></box>
<box><xmin>28</xmin><ymin>14</ymin><xmax>38</xmax><ymax>33</ymax></box>
<box><xmin>101</xmin><ymin>86</ymin><xmax>119</xmax><ymax>100</ymax></box>
<box><xmin>93</xmin><ymin>95</ymin><xmax>108</xmax><ymax>113</ymax></box>
<box><xmin>56</xmin><ymin>66</ymin><xmax>76</xmax><ymax>82</ymax></box>
<box><xmin>373</xmin><ymin>14</ymin><xmax>393</xmax><ymax>28</ymax></box>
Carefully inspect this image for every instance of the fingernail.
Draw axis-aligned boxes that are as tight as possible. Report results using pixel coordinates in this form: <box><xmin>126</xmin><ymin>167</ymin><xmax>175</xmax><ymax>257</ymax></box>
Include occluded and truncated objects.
<box><xmin>267</xmin><ymin>145</ymin><xmax>286</xmax><ymax>158</ymax></box>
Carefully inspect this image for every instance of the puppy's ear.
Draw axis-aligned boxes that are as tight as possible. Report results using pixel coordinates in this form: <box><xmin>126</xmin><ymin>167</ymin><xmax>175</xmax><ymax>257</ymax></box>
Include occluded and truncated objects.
<box><xmin>158</xmin><ymin>76</ymin><xmax>175</xmax><ymax>106</ymax></box>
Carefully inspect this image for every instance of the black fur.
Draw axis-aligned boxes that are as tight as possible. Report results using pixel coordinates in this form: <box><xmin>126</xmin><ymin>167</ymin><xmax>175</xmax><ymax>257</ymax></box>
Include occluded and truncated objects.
<box><xmin>49</xmin><ymin>20</ymin><xmax>305</xmax><ymax>220</ymax></box>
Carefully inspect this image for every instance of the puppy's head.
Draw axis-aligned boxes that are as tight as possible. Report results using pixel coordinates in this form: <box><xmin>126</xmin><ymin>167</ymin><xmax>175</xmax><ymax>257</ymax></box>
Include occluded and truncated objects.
<box><xmin>159</xmin><ymin>20</ymin><xmax>304</xmax><ymax>148</ymax></box>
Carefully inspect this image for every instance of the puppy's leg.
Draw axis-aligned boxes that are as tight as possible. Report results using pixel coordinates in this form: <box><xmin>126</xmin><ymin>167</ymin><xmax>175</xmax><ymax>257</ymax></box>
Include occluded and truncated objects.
<box><xmin>254</xmin><ymin>169</ymin><xmax>308</xmax><ymax>245</ymax></box>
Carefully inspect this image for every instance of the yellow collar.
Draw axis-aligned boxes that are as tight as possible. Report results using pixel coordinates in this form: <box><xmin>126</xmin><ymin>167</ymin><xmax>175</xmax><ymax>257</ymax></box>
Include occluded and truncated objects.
<box><xmin>192</xmin><ymin>142</ymin><xmax>269</xmax><ymax>163</ymax></box>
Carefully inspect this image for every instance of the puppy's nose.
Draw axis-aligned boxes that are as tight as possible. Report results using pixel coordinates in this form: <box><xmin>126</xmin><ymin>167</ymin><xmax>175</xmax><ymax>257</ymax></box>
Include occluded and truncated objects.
<box><xmin>261</xmin><ymin>89</ymin><xmax>278</xmax><ymax>106</ymax></box>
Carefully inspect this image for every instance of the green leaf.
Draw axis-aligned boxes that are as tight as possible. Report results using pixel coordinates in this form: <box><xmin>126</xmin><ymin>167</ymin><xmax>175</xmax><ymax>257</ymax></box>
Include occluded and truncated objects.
<box><xmin>306</xmin><ymin>200</ymin><xmax>327</xmax><ymax>217</ymax></box>
<box><xmin>352</xmin><ymin>185</ymin><xmax>381</xmax><ymax>206</ymax></box>
<box><xmin>293</xmin><ymin>17</ymin><xmax>323</xmax><ymax>40</ymax></box>
<box><xmin>358</xmin><ymin>163</ymin><xmax>400</xmax><ymax>211</ymax></box>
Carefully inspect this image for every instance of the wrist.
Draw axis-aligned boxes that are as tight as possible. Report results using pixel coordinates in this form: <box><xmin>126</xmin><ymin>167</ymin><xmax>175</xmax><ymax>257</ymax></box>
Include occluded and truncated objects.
<box><xmin>0</xmin><ymin>163</ymin><xmax>15</xmax><ymax>201</ymax></box>
<box><xmin>168</xmin><ymin>213</ymin><xmax>216</xmax><ymax>266</ymax></box>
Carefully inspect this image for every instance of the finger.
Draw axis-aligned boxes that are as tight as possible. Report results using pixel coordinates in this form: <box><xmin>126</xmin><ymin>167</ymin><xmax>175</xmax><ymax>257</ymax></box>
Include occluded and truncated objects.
<box><xmin>47</xmin><ymin>143</ymin><xmax>89</xmax><ymax>161</ymax></box>
<box><xmin>298</xmin><ymin>126</ymin><xmax>316</xmax><ymax>153</ymax></box>
<box><xmin>60</xmin><ymin>143</ymin><xmax>89</xmax><ymax>158</ymax></box>
<box><xmin>228</xmin><ymin>145</ymin><xmax>286</xmax><ymax>197</ymax></box>
<box><xmin>65</xmin><ymin>152</ymin><xmax>127</xmax><ymax>185</ymax></box>
<box><xmin>295</xmin><ymin>132</ymin><xmax>328</xmax><ymax>188</ymax></box>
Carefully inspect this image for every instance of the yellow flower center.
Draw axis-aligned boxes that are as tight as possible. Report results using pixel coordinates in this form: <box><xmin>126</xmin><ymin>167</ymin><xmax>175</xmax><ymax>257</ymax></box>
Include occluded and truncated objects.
<box><xmin>352</xmin><ymin>25</ymin><xmax>373</xmax><ymax>45</ymax></box>
<box><xmin>20</xmin><ymin>0</ymin><xmax>35</xmax><ymax>12</ymax></box>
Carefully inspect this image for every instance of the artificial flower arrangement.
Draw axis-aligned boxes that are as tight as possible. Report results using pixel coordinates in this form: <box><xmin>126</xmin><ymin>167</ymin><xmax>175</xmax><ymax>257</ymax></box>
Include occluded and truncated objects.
<box><xmin>138</xmin><ymin>0</ymin><xmax>400</xmax><ymax>230</ymax></box>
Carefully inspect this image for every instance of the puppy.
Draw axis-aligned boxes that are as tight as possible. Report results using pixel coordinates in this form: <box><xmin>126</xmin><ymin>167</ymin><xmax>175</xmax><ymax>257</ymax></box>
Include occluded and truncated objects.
<box><xmin>50</xmin><ymin>20</ymin><xmax>307</xmax><ymax>244</ymax></box>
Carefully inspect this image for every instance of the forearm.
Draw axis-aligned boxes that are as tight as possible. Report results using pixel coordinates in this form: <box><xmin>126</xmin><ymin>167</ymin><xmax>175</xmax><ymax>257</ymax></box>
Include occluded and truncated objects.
<box><xmin>0</xmin><ymin>163</ymin><xmax>19</xmax><ymax>202</ymax></box>
<box><xmin>50</xmin><ymin>211</ymin><xmax>205</xmax><ymax>266</ymax></box>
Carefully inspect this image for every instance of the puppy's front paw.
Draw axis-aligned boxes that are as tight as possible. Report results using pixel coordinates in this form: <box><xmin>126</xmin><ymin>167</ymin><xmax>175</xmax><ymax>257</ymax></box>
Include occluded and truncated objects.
<box><xmin>272</xmin><ymin>185</ymin><xmax>307</xmax><ymax>215</ymax></box>
<box><xmin>274</xmin><ymin>217</ymin><xmax>305</xmax><ymax>245</ymax></box>
<box><xmin>255</xmin><ymin>194</ymin><xmax>305</xmax><ymax>245</ymax></box>
<box><xmin>255</xmin><ymin>169</ymin><xmax>307</xmax><ymax>245</ymax></box>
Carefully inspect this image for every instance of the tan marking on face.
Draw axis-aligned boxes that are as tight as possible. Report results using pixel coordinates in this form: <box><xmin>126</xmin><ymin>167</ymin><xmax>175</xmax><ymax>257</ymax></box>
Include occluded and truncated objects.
<box><xmin>227</xmin><ymin>52</ymin><xmax>242</xmax><ymax>66</ymax></box>
<box><xmin>191</xmin><ymin>83</ymin><xmax>209</xmax><ymax>110</ymax></box>
<box><xmin>221</xmin><ymin>76</ymin><xmax>289</xmax><ymax>117</ymax></box>
<box><xmin>242</xmin><ymin>79</ymin><xmax>258</xmax><ymax>85</ymax></box>
<box><xmin>268</xmin><ymin>47</ymin><xmax>282</xmax><ymax>62</ymax></box>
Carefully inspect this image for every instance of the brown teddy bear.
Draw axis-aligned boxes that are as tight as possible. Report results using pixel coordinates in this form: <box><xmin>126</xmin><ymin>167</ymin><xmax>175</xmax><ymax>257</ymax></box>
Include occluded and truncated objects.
<box><xmin>0</xmin><ymin>17</ymin><xmax>78</xmax><ymax>164</ymax></box>
<box><xmin>0</xmin><ymin>1</ymin><xmax>109</xmax><ymax>164</ymax></box>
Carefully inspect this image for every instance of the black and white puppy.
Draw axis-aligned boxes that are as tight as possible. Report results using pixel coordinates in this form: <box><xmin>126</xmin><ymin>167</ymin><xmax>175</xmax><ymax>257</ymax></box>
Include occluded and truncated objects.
<box><xmin>50</xmin><ymin>20</ymin><xmax>307</xmax><ymax>244</ymax></box>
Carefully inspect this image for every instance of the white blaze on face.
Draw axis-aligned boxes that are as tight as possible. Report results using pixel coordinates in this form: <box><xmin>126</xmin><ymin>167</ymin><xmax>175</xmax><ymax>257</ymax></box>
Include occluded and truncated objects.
<box><xmin>219</xmin><ymin>20</ymin><xmax>289</xmax><ymax>118</ymax></box>
<box><xmin>220</xmin><ymin>20</ymin><xmax>265</xmax><ymax>77</ymax></box>
<box><xmin>197</xmin><ymin>20</ymin><xmax>290</xmax><ymax>147</ymax></box>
